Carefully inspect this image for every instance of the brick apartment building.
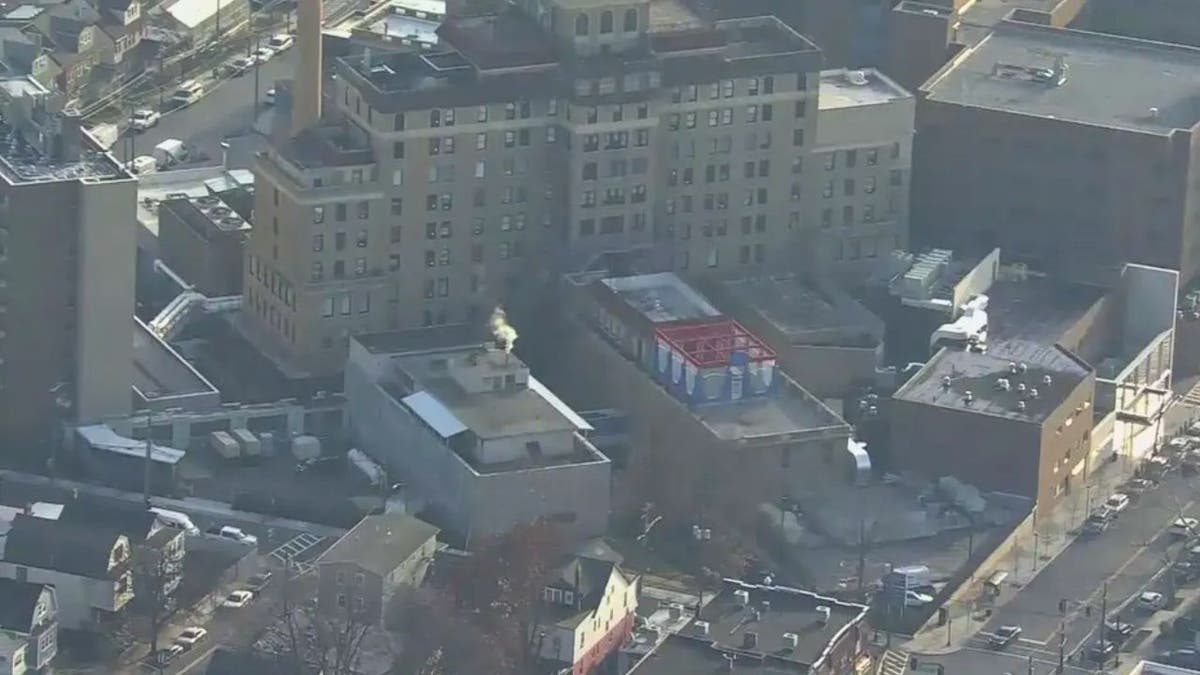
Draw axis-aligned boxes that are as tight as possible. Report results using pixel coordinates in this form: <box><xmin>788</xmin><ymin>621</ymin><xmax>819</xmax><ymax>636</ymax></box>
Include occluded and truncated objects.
<box><xmin>912</xmin><ymin>19</ymin><xmax>1200</xmax><ymax>287</ymax></box>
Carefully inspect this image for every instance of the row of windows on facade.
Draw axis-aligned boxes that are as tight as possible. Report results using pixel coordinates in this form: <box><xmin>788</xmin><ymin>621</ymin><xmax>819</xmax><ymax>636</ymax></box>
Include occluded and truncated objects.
<box><xmin>578</xmin><ymin>185</ymin><xmax>648</xmax><ymax>207</ymax></box>
<box><xmin>671</xmin><ymin>77</ymin><xmax>788</xmax><ymax>104</ymax></box>
<box><xmin>832</xmin><ymin>234</ymin><xmax>901</xmax><ymax>262</ymax></box>
<box><xmin>311</xmin><ymin>242</ymin><xmax>526</xmax><ymax>282</ymax></box>
<box><xmin>665</xmin><ymin>216</ymin><xmax>772</xmax><ymax>240</ymax></box>
<box><xmin>666</xmin><ymin>103</ymin><xmax>780</xmax><ymax>130</ymax></box>
<box><xmin>668</xmin><ymin>130</ymin><xmax>799</xmax><ymax>158</ymax></box>
<box><xmin>654</xmin><ymin>212</ymin><xmax>802</xmax><ymax>241</ymax></box>
<box><xmin>248</xmin><ymin>255</ymin><xmax>295</xmax><ymax>310</ymax></box>
<box><xmin>389</xmin><ymin>99</ymin><xmax>540</xmax><ymax>132</ymax></box>
<box><xmin>662</xmin><ymin>189</ymin><xmax>770</xmax><ymax>213</ymax></box>
<box><xmin>826</xmin><ymin>144</ymin><xmax>903</xmax><ymax>171</ymax></box>
<box><xmin>673</xmin><ymin>245</ymin><xmax>764</xmax><ymax>270</ymax></box>
<box><xmin>366</xmin><ymin>70</ymin><xmax>796</xmax><ymax>134</ymax></box>
<box><xmin>820</xmin><ymin>198</ymin><xmax>903</xmax><ymax>229</ymax></box>
<box><xmin>821</xmin><ymin>172</ymin><xmax>905</xmax><ymax>199</ymax></box>
<box><xmin>664</xmin><ymin>159</ymin><xmax>777</xmax><ymax>186</ymax></box>
<box><xmin>574</xmin><ymin>8</ymin><xmax>638</xmax><ymax>35</ymax></box>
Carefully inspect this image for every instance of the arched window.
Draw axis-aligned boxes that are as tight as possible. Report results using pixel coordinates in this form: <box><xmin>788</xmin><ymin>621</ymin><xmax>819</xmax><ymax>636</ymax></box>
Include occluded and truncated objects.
<box><xmin>575</xmin><ymin>13</ymin><xmax>589</xmax><ymax>36</ymax></box>
<box><xmin>623</xmin><ymin>8</ymin><xmax>637</xmax><ymax>32</ymax></box>
<box><xmin>599</xmin><ymin>10</ymin><xmax>613</xmax><ymax>33</ymax></box>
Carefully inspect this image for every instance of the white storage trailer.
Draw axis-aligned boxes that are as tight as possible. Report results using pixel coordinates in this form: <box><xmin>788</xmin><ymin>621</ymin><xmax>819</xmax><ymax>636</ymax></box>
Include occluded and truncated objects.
<box><xmin>231</xmin><ymin>428</ymin><xmax>261</xmax><ymax>457</ymax></box>
<box><xmin>209</xmin><ymin>430</ymin><xmax>240</xmax><ymax>460</ymax></box>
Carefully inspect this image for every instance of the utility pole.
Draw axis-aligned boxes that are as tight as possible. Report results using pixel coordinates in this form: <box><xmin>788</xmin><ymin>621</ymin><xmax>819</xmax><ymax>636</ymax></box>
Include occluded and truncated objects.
<box><xmin>1027</xmin><ymin>653</ymin><xmax>1034</xmax><ymax>675</ymax></box>
<box><xmin>252</xmin><ymin>31</ymin><xmax>262</xmax><ymax>118</ymax></box>
<box><xmin>143</xmin><ymin>407</ymin><xmax>152</xmax><ymax>507</ymax></box>
<box><xmin>856</xmin><ymin>517</ymin><xmax>868</xmax><ymax>597</ymax></box>
<box><xmin>1057</xmin><ymin>621</ymin><xmax>1066</xmax><ymax>674</ymax></box>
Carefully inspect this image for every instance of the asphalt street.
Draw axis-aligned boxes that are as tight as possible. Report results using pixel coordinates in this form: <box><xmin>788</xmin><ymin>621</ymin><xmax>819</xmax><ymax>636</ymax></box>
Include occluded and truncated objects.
<box><xmin>117</xmin><ymin>50</ymin><xmax>295</xmax><ymax>168</ymax></box>
<box><xmin>920</xmin><ymin>471</ymin><xmax>1200</xmax><ymax>675</ymax></box>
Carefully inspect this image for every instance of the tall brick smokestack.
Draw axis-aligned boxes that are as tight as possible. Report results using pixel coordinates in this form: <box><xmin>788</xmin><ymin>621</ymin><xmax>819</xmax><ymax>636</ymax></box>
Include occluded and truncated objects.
<box><xmin>293</xmin><ymin>0</ymin><xmax>323</xmax><ymax>135</ymax></box>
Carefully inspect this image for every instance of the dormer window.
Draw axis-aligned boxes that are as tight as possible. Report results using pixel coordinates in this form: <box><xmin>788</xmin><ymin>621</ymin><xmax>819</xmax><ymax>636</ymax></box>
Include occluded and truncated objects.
<box><xmin>623</xmin><ymin>8</ymin><xmax>637</xmax><ymax>32</ymax></box>
<box><xmin>564</xmin><ymin>590</ymin><xmax>574</xmax><ymax>605</ymax></box>
<box><xmin>574</xmin><ymin>13</ymin><xmax>588</xmax><ymax>36</ymax></box>
<box><xmin>599</xmin><ymin>10</ymin><xmax>612</xmax><ymax>33</ymax></box>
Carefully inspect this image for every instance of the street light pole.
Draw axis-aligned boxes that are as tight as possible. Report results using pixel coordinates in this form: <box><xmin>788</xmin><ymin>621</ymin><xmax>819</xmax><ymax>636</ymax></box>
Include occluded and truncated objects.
<box><xmin>143</xmin><ymin>407</ymin><xmax>153</xmax><ymax>507</ymax></box>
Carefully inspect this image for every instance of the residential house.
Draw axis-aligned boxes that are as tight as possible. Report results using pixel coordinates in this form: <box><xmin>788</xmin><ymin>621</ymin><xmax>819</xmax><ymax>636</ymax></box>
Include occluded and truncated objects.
<box><xmin>0</xmin><ymin>579</ymin><xmax>57</xmax><ymax>675</ymax></box>
<box><xmin>31</xmin><ymin>0</ymin><xmax>102</xmax><ymax>97</ymax></box>
<box><xmin>0</xmin><ymin>22</ymin><xmax>57</xmax><ymax>91</ymax></box>
<box><xmin>161</xmin><ymin>0</ymin><xmax>249</xmax><ymax>45</ymax></box>
<box><xmin>55</xmin><ymin>497</ymin><xmax>185</xmax><ymax>604</ymax></box>
<box><xmin>534</xmin><ymin>555</ymin><xmax>639</xmax><ymax>675</ymax></box>
<box><xmin>315</xmin><ymin>514</ymin><xmax>439</xmax><ymax>626</ymax></box>
<box><xmin>92</xmin><ymin>0</ymin><xmax>143</xmax><ymax>77</ymax></box>
<box><xmin>0</xmin><ymin>514</ymin><xmax>134</xmax><ymax>631</ymax></box>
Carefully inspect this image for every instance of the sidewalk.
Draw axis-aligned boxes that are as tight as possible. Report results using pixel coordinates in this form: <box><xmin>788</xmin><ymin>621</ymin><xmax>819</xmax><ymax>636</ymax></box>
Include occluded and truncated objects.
<box><xmin>905</xmin><ymin>458</ymin><xmax>1133</xmax><ymax>655</ymax></box>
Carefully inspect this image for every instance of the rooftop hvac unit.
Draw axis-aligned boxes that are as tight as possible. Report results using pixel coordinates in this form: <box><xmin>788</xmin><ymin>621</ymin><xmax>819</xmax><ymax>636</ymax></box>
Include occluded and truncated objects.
<box><xmin>742</xmin><ymin>631</ymin><xmax>758</xmax><ymax>649</ymax></box>
<box><xmin>1016</xmin><ymin>400</ymin><xmax>1027</xmax><ymax>411</ymax></box>
<box><xmin>693</xmin><ymin>620</ymin><xmax>710</xmax><ymax>636</ymax></box>
<box><xmin>1029</xmin><ymin>388</ymin><xmax>1039</xmax><ymax>399</ymax></box>
<box><xmin>816</xmin><ymin>606</ymin><xmax>831</xmax><ymax>625</ymax></box>
<box><xmin>210</xmin><ymin>206</ymin><xmax>231</xmax><ymax>218</ymax></box>
<box><xmin>733</xmin><ymin>589</ymin><xmax>750</xmax><ymax>606</ymax></box>
<box><xmin>1043</xmin><ymin>375</ymin><xmax>1053</xmax><ymax>386</ymax></box>
<box><xmin>964</xmin><ymin>391</ymin><xmax>973</xmax><ymax>404</ymax></box>
<box><xmin>995</xmin><ymin>377</ymin><xmax>1010</xmax><ymax>391</ymax></box>
<box><xmin>782</xmin><ymin>632</ymin><xmax>799</xmax><ymax>648</ymax></box>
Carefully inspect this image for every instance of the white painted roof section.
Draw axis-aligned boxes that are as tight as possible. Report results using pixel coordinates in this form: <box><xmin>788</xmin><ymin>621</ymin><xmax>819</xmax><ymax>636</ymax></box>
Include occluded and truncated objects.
<box><xmin>77</xmin><ymin>424</ymin><xmax>186</xmax><ymax>464</ymax></box>
<box><xmin>528</xmin><ymin>375</ymin><xmax>594</xmax><ymax>432</ymax></box>
<box><xmin>165</xmin><ymin>0</ymin><xmax>242</xmax><ymax>29</ymax></box>
<box><xmin>402</xmin><ymin>390</ymin><xmax>467</xmax><ymax>438</ymax></box>
<box><xmin>30</xmin><ymin>503</ymin><xmax>63</xmax><ymax>519</ymax></box>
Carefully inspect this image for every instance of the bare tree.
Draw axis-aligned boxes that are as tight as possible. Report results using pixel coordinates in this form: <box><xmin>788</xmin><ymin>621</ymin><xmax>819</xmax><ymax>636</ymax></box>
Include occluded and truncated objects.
<box><xmin>444</xmin><ymin>521</ymin><xmax>566</xmax><ymax>669</ymax></box>
<box><xmin>385</xmin><ymin>586</ymin><xmax>505</xmax><ymax>675</ymax></box>
<box><xmin>274</xmin><ymin>561</ymin><xmax>373</xmax><ymax>675</ymax></box>
<box><xmin>132</xmin><ymin>535</ymin><xmax>184</xmax><ymax>672</ymax></box>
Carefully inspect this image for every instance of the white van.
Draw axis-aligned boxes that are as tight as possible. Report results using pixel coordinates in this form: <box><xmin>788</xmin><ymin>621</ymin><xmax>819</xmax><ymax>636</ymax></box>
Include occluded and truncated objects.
<box><xmin>170</xmin><ymin>79</ymin><xmax>204</xmax><ymax>107</ymax></box>
<box><xmin>150</xmin><ymin>507</ymin><xmax>200</xmax><ymax>536</ymax></box>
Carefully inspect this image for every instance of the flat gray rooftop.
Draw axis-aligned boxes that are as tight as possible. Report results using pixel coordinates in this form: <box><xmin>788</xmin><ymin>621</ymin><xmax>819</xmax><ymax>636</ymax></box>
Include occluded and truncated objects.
<box><xmin>987</xmin><ymin>277</ymin><xmax>1104</xmax><ymax>347</ymax></box>
<box><xmin>132</xmin><ymin>318</ymin><xmax>217</xmax><ymax>399</ymax></box>
<box><xmin>894</xmin><ymin>341</ymin><xmax>1091</xmax><ymax>423</ymax></box>
<box><xmin>601</xmin><ymin>273</ymin><xmax>721</xmax><ymax>324</ymax></box>
<box><xmin>819</xmin><ymin>68</ymin><xmax>910</xmax><ymax>110</ymax></box>
<box><xmin>721</xmin><ymin>275</ymin><xmax>883</xmax><ymax>344</ymax></box>
<box><xmin>632</xmin><ymin>581</ymin><xmax>866</xmax><ymax>672</ymax></box>
<box><xmin>695</xmin><ymin>379</ymin><xmax>847</xmax><ymax>442</ymax></box>
<box><xmin>925</xmin><ymin>21</ymin><xmax>1200</xmax><ymax>134</ymax></box>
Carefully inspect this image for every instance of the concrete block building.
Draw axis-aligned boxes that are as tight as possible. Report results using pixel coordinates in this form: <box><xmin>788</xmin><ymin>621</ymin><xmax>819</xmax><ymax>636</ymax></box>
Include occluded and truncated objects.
<box><xmin>344</xmin><ymin>325</ymin><xmax>611</xmax><ymax>547</ymax></box>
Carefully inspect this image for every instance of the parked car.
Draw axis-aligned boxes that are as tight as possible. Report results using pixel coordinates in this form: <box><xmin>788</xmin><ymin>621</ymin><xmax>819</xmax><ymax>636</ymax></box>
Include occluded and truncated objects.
<box><xmin>988</xmin><ymin>625</ymin><xmax>1022</xmax><ymax>649</ymax></box>
<box><xmin>247</xmin><ymin>571</ymin><xmax>273</xmax><ymax>593</ymax></box>
<box><xmin>296</xmin><ymin>455</ymin><xmax>344</xmax><ymax>473</ymax></box>
<box><xmin>130</xmin><ymin>109</ymin><xmax>160</xmax><ymax>131</ymax></box>
<box><xmin>904</xmin><ymin>590</ymin><xmax>934</xmax><ymax>607</ymax></box>
<box><xmin>1123</xmin><ymin>478</ymin><xmax>1157</xmax><ymax>494</ymax></box>
<box><xmin>170</xmin><ymin>79</ymin><xmax>204</xmax><ymax>107</ymax></box>
<box><xmin>264</xmin><ymin>87</ymin><xmax>276</xmax><ymax>106</ymax></box>
<box><xmin>208</xmin><ymin>525</ymin><xmax>259</xmax><ymax>547</ymax></box>
<box><xmin>1104</xmin><ymin>620</ymin><xmax>1134</xmax><ymax>639</ymax></box>
<box><xmin>1161</xmin><ymin>648</ymin><xmax>1200</xmax><ymax>669</ymax></box>
<box><xmin>253</xmin><ymin>46</ymin><xmax>274</xmax><ymax>63</ymax></box>
<box><xmin>174</xmin><ymin>627</ymin><xmax>207</xmax><ymax>649</ymax></box>
<box><xmin>266</xmin><ymin>33</ymin><xmax>293</xmax><ymax>51</ymax></box>
<box><xmin>1176</xmin><ymin>560</ymin><xmax>1200</xmax><ymax>583</ymax></box>
<box><xmin>1137</xmin><ymin>591</ymin><xmax>1166</xmax><ymax>611</ymax></box>
<box><xmin>228</xmin><ymin>56</ymin><xmax>254</xmax><ymax>76</ymax></box>
<box><xmin>149</xmin><ymin>507</ymin><xmax>199</xmax><ymax>536</ymax></box>
<box><xmin>150</xmin><ymin>644</ymin><xmax>185</xmax><ymax>666</ymax></box>
<box><xmin>1085</xmin><ymin>640</ymin><xmax>1117</xmax><ymax>662</ymax></box>
<box><xmin>221</xmin><ymin>590</ymin><xmax>254</xmax><ymax>608</ymax></box>
<box><xmin>1083</xmin><ymin>508</ymin><xmax>1115</xmax><ymax>534</ymax></box>
<box><xmin>1104</xmin><ymin>493</ymin><xmax>1131</xmax><ymax>514</ymax></box>
<box><xmin>1172</xmin><ymin>518</ymin><xmax>1199</xmax><ymax>538</ymax></box>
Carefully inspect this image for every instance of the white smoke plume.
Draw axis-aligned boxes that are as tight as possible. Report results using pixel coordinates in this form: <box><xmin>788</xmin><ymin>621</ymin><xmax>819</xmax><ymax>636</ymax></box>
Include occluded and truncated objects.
<box><xmin>489</xmin><ymin>307</ymin><xmax>518</xmax><ymax>353</ymax></box>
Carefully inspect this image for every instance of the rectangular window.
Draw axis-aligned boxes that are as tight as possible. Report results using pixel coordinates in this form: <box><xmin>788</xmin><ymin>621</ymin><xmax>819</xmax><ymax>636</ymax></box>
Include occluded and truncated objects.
<box><xmin>475</xmin><ymin>132</ymin><xmax>487</xmax><ymax>150</ymax></box>
<box><xmin>393</xmin><ymin>141</ymin><xmax>404</xmax><ymax>158</ymax></box>
<box><xmin>792</xmin><ymin>129</ymin><xmax>804</xmax><ymax>147</ymax></box>
<box><xmin>866</xmin><ymin>148</ymin><xmax>878</xmax><ymax>166</ymax></box>
<box><xmin>312</xmin><ymin>234</ymin><xmax>324</xmax><ymax>251</ymax></box>
<box><xmin>474</xmin><ymin>161</ymin><xmax>486</xmax><ymax>178</ymax></box>
<box><xmin>356</xmin><ymin>229</ymin><xmax>368</xmax><ymax>247</ymax></box>
<box><xmin>355</xmin><ymin>257</ymin><xmax>367</xmax><ymax>276</ymax></box>
<box><xmin>313</xmin><ymin>206</ymin><xmax>325</xmax><ymax>223</ymax></box>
